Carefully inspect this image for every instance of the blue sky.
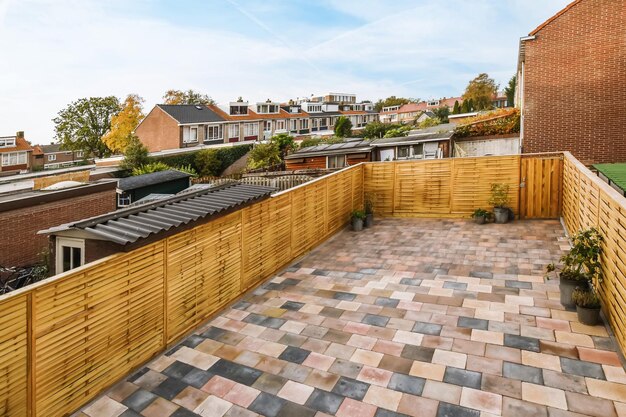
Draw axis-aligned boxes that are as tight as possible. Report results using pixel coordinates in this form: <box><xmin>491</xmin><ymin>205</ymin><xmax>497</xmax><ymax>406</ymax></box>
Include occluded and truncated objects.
<box><xmin>0</xmin><ymin>0</ymin><xmax>572</xmax><ymax>143</ymax></box>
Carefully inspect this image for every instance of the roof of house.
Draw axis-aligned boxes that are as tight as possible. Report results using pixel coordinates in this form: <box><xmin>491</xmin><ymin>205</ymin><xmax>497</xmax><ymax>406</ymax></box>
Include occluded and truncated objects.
<box><xmin>285</xmin><ymin>140</ymin><xmax>372</xmax><ymax>159</ymax></box>
<box><xmin>0</xmin><ymin>136</ymin><xmax>33</xmax><ymax>153</ymax></box>
<box><xmin>157</xmin><ymin>104</ymin><xmax>225</xmax><ymax>124</ymax></box>
<box><xmin>40</xmin><ymin>143</ymin><xmax>67</xmax><ymax>154</ymax></box>
<box><xmin>370</xmin><ymin>131</ymin><xmax>454</xmax><ymax>147</ymax></box>
<box><xmin>117</xmin><ymin>170</ymin><xmax>192</xmax><ymax>192</ymax></box>
<box><xmin>593</xmin><ymin>163</ymin><xmax>626</xmax><ymax>193</ymax></box>
<box><xmin>529</xmin><ymin>0</ymin><xmax>582</xmax><ymax>36</ymax></box>
<box><xmin>40</xmin><ymin>183</ymin><xmax>275</xmax><ymax>245</ymax></box>
<box><xmin>210</xmin><ymin>105</ymin><xmax>308</xmax><ymax>121</ymax></box>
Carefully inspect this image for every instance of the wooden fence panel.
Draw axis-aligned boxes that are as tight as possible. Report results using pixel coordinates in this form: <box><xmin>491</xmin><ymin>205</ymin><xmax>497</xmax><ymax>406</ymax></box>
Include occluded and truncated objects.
<box><xmin>561</xmin><ymin>158</ymin><xmax>580</xmax><ymax>232</ymax></box>
<box><xmin>394</xmin><ymin>160</ymin><xmax>451</xmax><ymax>215</ymax></box>
<box><xmin>0</xmin><ymin>294</ymin><xmax>28</xmax><ymax>417</ymax></box>
<box><xmin>520</xmin><ymin>156</ymin><xmax>562</xmax><ymax>219</ymax></box>
<box><xmin>242</xmin><ymin>194</ymin><xmax>292</xmax><ymax>291</ymax></box>
<box><xmin>33</xmin><ymin>243</ymin><xmax>165</xmax><ymax>417</ymax></box>
<box><xmin>290</xmin><ymin>180</ymin><xmax>327</xmax><ymax>258</ymax></box>
<box><xmin>364</xmin><ymin>163</ymin><xmax>394</xmax><ymax>216</ymax></box>
<box><xmin>327</xmin><ymin>170</ymin><xmax>354</xmax><ymax>234</ymax></box>
<box><xmin>351</xmin><ymin>165</ymin><xmax>364</xmax><ymax>211</ymax></box>
<box><xmin>166</xmin><ymin>212</ymin><xmax>242</xmax><ymax>343</ymax></box>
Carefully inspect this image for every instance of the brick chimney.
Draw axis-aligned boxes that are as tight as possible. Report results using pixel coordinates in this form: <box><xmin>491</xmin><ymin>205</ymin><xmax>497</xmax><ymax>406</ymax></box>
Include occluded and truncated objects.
<box><xmin>16</xmin><ymin>131</ymin><xmax>24</xmax><ymax>139</ymax></box>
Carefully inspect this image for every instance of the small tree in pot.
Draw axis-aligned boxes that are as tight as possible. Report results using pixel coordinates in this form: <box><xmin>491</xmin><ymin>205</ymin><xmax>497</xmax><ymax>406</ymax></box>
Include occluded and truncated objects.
<box><xmin>364</xmin><ymin>192</ymin><xmax>376</xmax><ymax>228</ymax></box>
<box><xmin>546</xmin><ymin>228</ymin><xmax>603</xmax><ymax>309</ymax></box>
<box><xmin>488</xmin><ymin>183</ymin><xmax>511</xmax><ymax>224</ymax></box>
<box><xmin>351</xmin><ymin>210</ymin><xmax>366</xmax><ymax>231</ymax></box>
<box><xmin>471</xmin><ymin>208</ymin><xmax>492</xmax><ymax>225</ymax></box>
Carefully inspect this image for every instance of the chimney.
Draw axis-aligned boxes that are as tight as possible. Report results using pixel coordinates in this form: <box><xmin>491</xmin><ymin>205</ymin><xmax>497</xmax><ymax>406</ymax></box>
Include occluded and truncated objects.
<box><xmin>16</xmin><ymin>131</ymin><xmax>24</xmax><ymax>139</ymax></box>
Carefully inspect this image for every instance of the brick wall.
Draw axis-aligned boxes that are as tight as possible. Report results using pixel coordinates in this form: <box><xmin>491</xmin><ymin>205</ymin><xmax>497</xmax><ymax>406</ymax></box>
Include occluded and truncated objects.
<box><xmin>0</xmin><ymin>188</ymin><xmax>116</xmax><ymax>267</ymax></box>
<box><xmin>522</xmin><ymin>0</ymin><xmax>626</xmax><ymax>165</ymax></box>
<box><xmin>135</xmin><ymin>106</ymin><xmax>181</xmax><ymax>152</ymax></box>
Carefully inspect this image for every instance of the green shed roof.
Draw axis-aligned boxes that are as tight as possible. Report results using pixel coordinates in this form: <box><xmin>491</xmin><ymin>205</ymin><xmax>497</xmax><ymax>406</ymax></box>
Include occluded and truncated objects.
<box><xmin>593</xmin><ymin>163</ymin><xmax>626</xmax><ymax>192</ymax></box>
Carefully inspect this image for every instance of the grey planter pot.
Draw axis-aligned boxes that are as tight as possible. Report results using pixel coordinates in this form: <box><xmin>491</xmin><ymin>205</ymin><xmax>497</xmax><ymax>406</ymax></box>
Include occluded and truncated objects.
<box><xmin>576</xmin><ymin>305</ymin><xmax>601</xmax><ymax>326</ymax></box>
<box><xmin>352</xmin><ymin>218</ymin><xmax>363</xmax><ymax>231</ymax></box>
<box><xmin>474</xmin><ymin>216</ymin><xmax>486</xmax><ymax>225</ymax></box>
<box><xmin>364</xmin><ymin>213</ymin><xmax>374</xmax><ymax>228</ymax></box>
<box><xmin>559</xmin><ymin>276</ymin><xmax>588</xmax><ymax>309</ymax></box>
<box><xmin>494</xmin><ymin>207</ymin><xmax>509</xmax><ymax>224</ymax></box>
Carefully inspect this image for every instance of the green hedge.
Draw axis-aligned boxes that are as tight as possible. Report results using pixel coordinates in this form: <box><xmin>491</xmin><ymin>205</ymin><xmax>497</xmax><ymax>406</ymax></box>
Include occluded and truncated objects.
<box><xmin>152</xmin><ymin>144</ymin><xmax>252</xmax><ymax>176</ymax></box>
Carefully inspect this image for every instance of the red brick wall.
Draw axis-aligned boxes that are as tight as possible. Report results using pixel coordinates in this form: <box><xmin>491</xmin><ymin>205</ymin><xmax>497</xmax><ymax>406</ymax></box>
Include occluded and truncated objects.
<box><xmin>522</xmin><ymin>0</ymin><xmax>626</xmax><ymax>164</ymax></box>
<box><xmin>135</xmin><ymin>106</ymin><xmax>181</xmax><ymax>152</ymax></box>
<box><xmin>0</xmin><ymin>189</ymin><xmax>117</xmax><ymax>267</ymax></box>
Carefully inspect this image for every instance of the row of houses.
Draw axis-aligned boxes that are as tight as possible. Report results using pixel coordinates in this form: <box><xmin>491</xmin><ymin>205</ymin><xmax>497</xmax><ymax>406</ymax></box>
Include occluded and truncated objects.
<box><xmin>136</xmin><ymin>94</ymin><xmax>378</xmax><ymax>152</ymax></box>
<box><xmin>0</xmin><ymin>132</ymin><xmax>89</xmax><ymax>175</ymax></box>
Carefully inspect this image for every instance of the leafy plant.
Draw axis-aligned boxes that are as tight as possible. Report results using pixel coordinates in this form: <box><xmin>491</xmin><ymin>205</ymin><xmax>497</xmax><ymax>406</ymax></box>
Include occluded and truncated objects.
<box><xmin>351</xmin><ymin>210</ymin><xmax>366</xmax><ymax>220</ymax></box>
<box><xmin>271</xmin><ymin>133</ymin><xmax>296</xmax><ymax>158</ymax></box>
<box><xmin>383</xmin><ymin>125</ymin><xmax>411</xmax><ymax>138</ymax></box>
<box><xmin>176</xmin><ymin>164</ymin><xmax>197</xmax><ymax>177</ymax></box>
<box><xmin>195</xmin><ymin>149</ymin><xmax>221</xmax><ymax>177</ymax></box>
<box><xmin>418</xmin><ymin>117</ymin><xmax>441</xmax><ymax>129</ymax></box>
<box><xmin>572</xmin><ymin>287</ymin><xmax>601</xmax><ymax>309</ymax></box>
<box><xmin>454</xmin><ymin>108</ymin><xmax>520</xmax><ymax>138</ymax></box>
<box><xmin>132</xmin><ymin>161</ymin><xmax>170</xmax><ymax>175</ymax></box>
<box><xmin>334</xmin><ymin>116</ymin><xmax>352</xmax><ymax>138</ymax></box>
<box><xmin>247</xmin><ymin>142</ymin><xmax>281</xmax><ymax>170</ymax></box>
<box><xmin>488</xmin><ymin>183</ymin><xmax>511</xmax><ymax>208</ymax></box>
<box><xmin>546</xmin><ymin>228</ymin><xmax>603</xmax><ymax>283</ymax></box>
<box><xmin>364</xmin><ymin>192</ymin><xmax>376</xmax><ymax>215</ymax></box>
<box><xmin>471</xmin><ymin>208</ymin><xmax>491</xmax><ymax>219</ymax></box>
<box><xmin>120</xmin><ymin>135</ymin><xmax>150</xmax><ymax>172</ymax></box>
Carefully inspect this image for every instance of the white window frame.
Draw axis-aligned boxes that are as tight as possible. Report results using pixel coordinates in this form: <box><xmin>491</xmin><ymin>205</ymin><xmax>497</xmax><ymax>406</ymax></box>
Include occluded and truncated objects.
<box><xmin>0</xmin><ymin>137</ymin><xmax>16</xmax><ymax>147</ymax></box>
<box><xmin>76</xmin><ymin>151</ymin><xmax>84</xmax><ymax>158</ymax></box>
<box><xmin>228</xmin><ymin>124</ymin><xmax>240</xmax><ymax>139</ymax></box>
<box><xmin>48</xmin><ymin>154</ymin><xmax>57</xmax><ymax>161</ymax></box>
<box><xmin>206</xmin><ymin>124</ymin><xmax>223</xmax><ymax>141</ymax></box>
<box><xmin>183</xmin><ymin>126</ymin><xmax>199</xmax><ymax>143</ymax></box>
<box><xmin>56</xmin><ymin>237</ymin><xmax>85</xmax><ymax>273</ymax></box>
<box><xmin>117</xmin><ymin>192</ymin><xmax>131</xmax><ymax>207</ymax></box>
<box><xmin>276</xmin><ymin>120</ymin><xmax>286</xmax><ymax>131</ymax></box>
<box><xmin>300</xmin><ymin>119</ymin><xmax>309</xmax><ymax>130</ymax></box>
<box><xmin>290</xmin><ymin>120</ymin><xmax>298</xmax><ymax>131</ymax></box>
<box><xmin>2</xmin><ymin>151</ymin><xmax>27</xmax><ymax>166</ymax></box>
<box><xmin>243</xmin><ymin>122</ymin><xmax>258</xmax><ymax>137</ymax></box>
<box><xmin>327</xmin><ymin>155</ymin><xmax>346</xmax><ymax>169</ymax></box>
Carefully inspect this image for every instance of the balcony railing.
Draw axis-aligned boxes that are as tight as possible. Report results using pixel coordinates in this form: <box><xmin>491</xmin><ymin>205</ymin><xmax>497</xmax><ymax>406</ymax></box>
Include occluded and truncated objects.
<box><xmin>0</xmin><ymin>152</ymin><xmax>624</xmax><ymax>417</ymax></box>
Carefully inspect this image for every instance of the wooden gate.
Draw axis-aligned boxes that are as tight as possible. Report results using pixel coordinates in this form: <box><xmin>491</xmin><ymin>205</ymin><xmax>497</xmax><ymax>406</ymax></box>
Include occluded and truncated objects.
<box><xmin>520</xmin><ymin>154</ymin><xmax>563</xmax><ymax>219</ymax></box>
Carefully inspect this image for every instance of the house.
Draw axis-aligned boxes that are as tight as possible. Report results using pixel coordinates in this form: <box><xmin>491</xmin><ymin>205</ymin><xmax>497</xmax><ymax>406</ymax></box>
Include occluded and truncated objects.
<box><xmin>284</xmin><ymin>140</ymin><xmax>372</xmax><ymax>170</ymax></box>
<box><xmin>0</xmin><ymin>132</ymin><xmax>34</xmax><ymax>174</ymax></box>
<box><xmin>31</xmin><ymin>144</ymin><xmax>88</xmax><ymax>170</ymax></box>
<box><xmin>451</xmin><ymin>108</ymin><xmax>521</xmax><ymax>157</ymax></box>
<box><xmin>379</xmin><ymin>97</ymin><xmax>463</xmax><ymax>124</ymax></box>
<box><xmin>370</xmin><ymin>131</ymin><xmax>453</xmax><ymax>161</ymax></box>
<box><xmin>116</xmin><ymin>170</ymin><xmax>192</xmax><ymax>208</ymax></box>
<box><xmin>40</xmin><ymin>183</ymin><xmax>274</xmax><ymax>275</ymax></box>
<box><xmin>517</xmin><ymin>0</ymin><xmax>625</xmax><ymax>164</ymax></box>
<box><xmin>135</xmin><ymin>104</ymin><xmax>227</xmax><ymax>152</ymax></box>
<box><xmin>0</xmin><ymin>180</ymin><xmax>117</xmax><ymax>268</ymax></box>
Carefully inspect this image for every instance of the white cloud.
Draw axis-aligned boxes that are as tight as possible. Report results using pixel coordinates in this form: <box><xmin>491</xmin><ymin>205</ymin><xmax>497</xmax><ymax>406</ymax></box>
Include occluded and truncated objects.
<box><xmin>0</xmin><ymin>0</ymin><xmax>571</xmax><ymax>143</ymax></box>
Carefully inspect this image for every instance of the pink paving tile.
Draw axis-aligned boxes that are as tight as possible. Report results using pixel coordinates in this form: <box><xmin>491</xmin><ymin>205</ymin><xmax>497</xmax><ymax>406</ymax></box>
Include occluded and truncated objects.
<box><xmin>336</xmin><ymin>398</ymin><xmax>377</xmax><ymax>417</ymax></box>
<box><xmin>302</xmin><ymin>352</ymin><xmax>336</xmax><ymax>371</ymax></box>
<box><xmin>344</xmin><ymin>321</ymin><xmax>371</xmax><ymax>335</ymax></box>
<box><xmin>350</xmin><ymin>349</ymin><xmax>384</xmax><ymax>367</ymax></box>
<box><xmin>202</xmin><ymin>376</ymin><xmax>237</xmax><ymax>397</ymax></box>
<box><xmin>363</xmin><ymin>385</ymin><xmax>403</xmax><ymax>411</ymax></box>
<box><xmin>357</xmin><ymin>366</ymin><xmax>393</xmax><ymax>386</ymax></box>
<box><xmin>397</xmin><ymin>394</ymin><xmax>439</xmax><ymax>417</ymax></box>
<box><xmin>536</xmin><ymin>317</ymin><xmax>571</xmax><ymax>331</ymax></box>
<box><xmin>223</xmin><ymin>384</ymin><xmax>260</xmax><ymax>408</ymax></box>
<box><xmin>372</xmin><ymin>339</ymin><xmax>404</xmax><ymax>356</ymax></box>
<box><xmin>347</xmin><ymin>334</ymin><xmax>377</xmax><ymax>349</ymax></box>
<box><xmin>460</xmin><ymin>387</ymin><xmax>503</xmax><ymax>415</ymax></box>
<box><xmin>578</xmin><ymin>347</ymin><xmax>623</xmax><ymax>366</ymax></box>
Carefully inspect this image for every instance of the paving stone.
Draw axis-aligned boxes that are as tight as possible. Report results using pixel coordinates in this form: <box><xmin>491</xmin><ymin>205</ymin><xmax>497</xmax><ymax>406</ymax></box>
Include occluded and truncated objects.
<box><xmin>331</xmin><ymin>377</ymin><xmax>370</xmax><ymax>400</ymax></box>
<box><xmin>201</xmin><ymin>326</ymin><xmax>226</xmax><ymax>340</ymax></box>
<box><xmin>248</xmin><ymin>392</ymin><xmax>285</xmax><ymax>417</ymax></box>
<box><xmin>443</xmin><ymin>282</ymin><xmax>468</xmax><ymax>290</ymax></box>
<box><xmin>436</xmin><ymin>402</ymin><xmax>480</xmax><ymax>417</ymax></box>
<box><xmin>328</xmin><ymin>359</ymin><xmax>363</xmax><ymax>379</ymax></box>
<box><xmin>503</xmin><ymin>362</ymin><xmax>543</xmax><ymax>384</ymax></box>
<box><xmin>504</xmin><ymin>334</ymin><xmax>540</xmax><ymax>352</ymax></box>
<box><xmin>305</xmin><ymin>388</ymin><xmax>345</xmax><ymax>414</ymax></box>
<box><xmin>334</xmin><ymin>292</ymin><xmax>357</xmax><ymax>301</ymax></box>
<box><xmin>232</xmin><ymin>301</ymin><xmax>251</xmax><ymax>311</ymax></box>
<box><xmin>181</xmin><ymin>369</ymin><xmax>214</xmax><ymax>389</ymax></box>
<box><xmin>387</xmin><ymin>373</ymin><xmax>426</xmax><ymax>396</ymax></box>
<box><xmin>251</xmin><ymin>373</ymin><xmax>288</xmax><ymax>395</ymax></box>
<box><xmin>400</xmin><ymin>278</ymin><xmax>423</xmax><ymax>286</ymax></box>
<box><xmin>122</xmin><ymin>389</ymin><xmax>158</xmax><ymax>412</ymax></box>
<box><xmin>262</xmin><ymin>317</ymin><xmax>287</xmax><ymax>329</ymax></box>
<box><xmin>505</xmin><ymin>280</ymin><xmax>532</xmax><ymax>289</ymax></box>
<box><xmin>275</xmin><ymin>401</ymin><xmax>317</xmax><ymax>417</ymax></box>
<box><xmin>363</xmin><ymin>314</ymin><xmax>390</xmax><ymax>327</ymax></box>
<box><xmin>281</xmin><ymin>301</ymin><xmax>305</xmax><ymax>311</ymax></box>
<box><xmin>560</xmin><ymin>357</ymin><xmax>606</xmax><ymax>379</ymax></box>
<box><xmin>564</xmin><ymin>391</ymin><xmax>618</xmax><ymax>417</ymax></box>
<box><xmin>182</xmin><ymin>335</ymin><xmax>206</xmax><ymax>349</ymax></box>
<box><xmin>412</xmin><ymin>321</ymin><xmax>443</xmax><ymax>336</ymax></box>
<box><xmin>119</xmin><ymin>410</ymin><xmax>143</xmax><ymax>417</ymax></box>
<box><xmin>457</xmin><ymin>317</ymin><xmax>489</xmax><ymax>331</ymax></box>
<box><xmin>209</xmin><ymin>360</ymin><xmax>262</xmax><ymax>386</ymax></box>
<box><xmin>501</xmin><ymin>397</ymin><xmax>547</xmax><ymax>417</ymax></box>
<box><xmin>152</xmin><ymin>378</ymin><xmax>188</xmax><ymax>400</ymax></box>
<box><xmin>375</xmin><ymin>298</ymin><xmax>400</xmax><ymax>308</ymax></box>
<box><xmin>401</xmin><ymin>345</ymin><xmax>435</xmax><ymax>362</ymax></box>
<box><xmin>443</xmin><ymin>367</ymin><xmax>482</xmax><ymax>389</ymax></box>
<box><xmin>541</xmin><ymin>369</ymin><xmax>587</xmax><ymax>394</ymax></box>
<box><xmin>469</xmin><ymin>271</ymin><xmax>493</xmax><ymax>279</ymax></box>
<box><xmin>375</xmin><ymin>408</ymin><xmax>411</xmax><ymax>417</ymax></box>
<box><xmin>278</xmin><ymin>346</ymin><xmax>311</xmax><ymax>364</ymax></box>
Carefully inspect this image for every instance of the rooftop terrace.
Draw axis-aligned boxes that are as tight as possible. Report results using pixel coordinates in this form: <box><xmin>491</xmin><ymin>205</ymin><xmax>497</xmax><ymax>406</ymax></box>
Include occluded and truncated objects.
<box><xmin>75</xmin><ymin>218</ymin><xmax>626</xmax><ymax>417</ymax></box>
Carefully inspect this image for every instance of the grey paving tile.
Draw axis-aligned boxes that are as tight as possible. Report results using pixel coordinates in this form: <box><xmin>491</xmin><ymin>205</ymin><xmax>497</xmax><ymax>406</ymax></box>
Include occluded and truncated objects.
<box><xmin>248</xmin><ymin>392</ymin><xmax>285</xmax><ymax>417</ymax></box>
<box><xmin>388</xmin><ymin>373</ymin><xmax>426</xmax><ymax>395</ymax></box>
<box><xmin>505</xmin><ymin>281</ymin><xmax>532</xmax><ymax>289</ymax></box>
<box><xmin>412</xmin><ymin>321</ymin><xmax>443</xmax><ymax>336</ymax></box>
<box><xmin>363</xmin><ymin>314</ymin><xmax>390</xmax><ymax>327</ymax></box>
<box><xmin>152</xmin><ymin>377</ymin><xmax>188</xmax><ymax>400</ymax></box>
<box><xmin>278</xmin><ymin>346</ymin><xmax>311</xmax><ymax>364</ymax></box>
<box><xmin>443</xmin><ymin>281</ymin><xmax>468</xmax><ymax>290</ymax></box>
<box><xmin>443</xmin><ymin>367</ymin><xmax>482</xmax><ymax>389</ymax></box>
<box><xmin>305</xmin><ymin>388</ymin><xmax>344</xmax><ymax>414</ymax></box>
<box><xmin>181</xmin><ymin>369</ymin><xmax>214</xmax><ymax>389</ymax></box>
<box><xmin>122</xmin><ymin>389</ymin><xmax>157</xmax><ymax>412</ymax></box>
<box><xmin>209</xmin><ymin>359</ymin><xmax>262</xmax><ymax>386</ymax></box>
<box><xmin>170</xmin><ymin>408</ymin><xmax>201</xmax><ymax>417</ymax></box>
<box><xmin>163</xmin><ymin>361</ymin><xmax>196</xmax><ymax>379</ymax></box>
<box><xmin>503</xmin><ymin>362</ymin><xmax>543</xmax><ymax>384</ymax></box>
<box><xmin>375</xmin><ymin>297</ymin><xmax>400</xmax><ymax>308</ymax></box>
<box><xmin>275</xmin><ymin>402</ymin><xmax>317</xmax><ymax>417</ymax></box>
<box><xmin>252</xmin><ymin>373</ymin><xmax>289</xmax><ymax>395</ymax></box>
<box><xmin>333</xmin><ymin>291</ymin><xmax>356</xmax><ymax>301</ymax></box>
<box><xmin>560</xmin><ymin>357</ymin><xmax>606</xmax><ymax>380</ymax></box>
<box><xmin>401</xmin><ymin>345</ymin><xmax>435</xmax><ymax>362</ymax></box>
<box><xmin>399</xmin><ymin>278</ymin><xmax>423</xmax><ymax>286</ymax></box>
<box><xmin>375</xmin><ymin>409</ymin><xmax>411</xmax><ymax>417</ymax></box>
<box><xmin>457</xmin><ymin>316</ymin><xmax>489</xmax><ymax>330</ymax></box>
<box><xmin>504</xmin><ymin>334</ymin><xmax>540</xmax><ymax>352</ymax></box>
<box><xmin>437</xmin><ymin>402</ymin><xmax>480</xmax><ymax>417</ymax></box>
<box><xmin>281</xmin><ymin>301</ymin><xmax>305</xmax><ymax>311</ymax></box>
<box><xmin>331</xmin><ymin>377</ymin><xmax>370</xmax><ymax>400</ymax></box>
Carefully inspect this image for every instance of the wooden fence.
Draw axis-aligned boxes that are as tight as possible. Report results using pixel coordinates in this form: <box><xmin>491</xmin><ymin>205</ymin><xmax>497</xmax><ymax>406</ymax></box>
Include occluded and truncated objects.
<box><xmin>2</xmin><ymin>152</ymin><xmax>625</xmax><ymax>417</ymax></box>
<box><xmin>0</xmin><ymin>165</ymin><xmax>363</xmax><ymax>417</ymax></box>
<box><xmin>561</xmin><ymin>152</ymin><xmax>626</xmax><ymax>354</ymax></box>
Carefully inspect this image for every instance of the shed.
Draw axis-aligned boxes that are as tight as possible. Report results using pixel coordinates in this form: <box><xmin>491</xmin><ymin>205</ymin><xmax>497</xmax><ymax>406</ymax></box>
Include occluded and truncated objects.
<box><xmin>116</xmin><ymin>170</ymin><xmax>192</xmax><ymax>207</ymax></box>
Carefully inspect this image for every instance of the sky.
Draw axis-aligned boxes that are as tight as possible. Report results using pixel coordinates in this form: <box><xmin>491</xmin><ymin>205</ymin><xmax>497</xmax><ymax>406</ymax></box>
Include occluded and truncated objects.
<box><xmin>0</xmin><ymin>0</ymin><xmax>572</xmax><ymax>144</ymax></box>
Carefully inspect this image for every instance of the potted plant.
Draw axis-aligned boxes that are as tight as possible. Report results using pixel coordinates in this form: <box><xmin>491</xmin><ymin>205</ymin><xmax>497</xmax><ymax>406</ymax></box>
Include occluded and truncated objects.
<box><xmin>571</xmin><ymin>287</ymin><xmax>602</xmax><ymax>325</ymax></box>
<box><xmin>488</xmin><ymin>183</ymin><xmax>511</xmax><ymax>224</ymax></box>
<box><xmin>545</xmin><ymin>228</ymin><xmax>603</xmax><ymax>309</ymax></box>
<box><xmin>471</xmin><ymin>208</ymin><xmax>491</xmax><ymax>225</ymax></box>
<box><xmin>364</xmin><ymin>193</ymin><xmax>375</xmax><ymax>228</ymax></box>
<box><xmin>351</xmin><ymin>210</ymin><xmax>366</xmax><ymax>231</ymax></box>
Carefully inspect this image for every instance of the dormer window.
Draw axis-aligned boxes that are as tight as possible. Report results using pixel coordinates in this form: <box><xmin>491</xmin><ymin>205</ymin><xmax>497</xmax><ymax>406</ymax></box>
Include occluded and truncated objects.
<box><xmin>290</xmin><ymin>106</ymin><xmax>300</xmax><ymax>113</ymax></box>
<box><xmin>257</xmin><ymin>103</ymin><xmax>279</xmax><ymax>114</ymax></box>
<box><xmin>427</xmin><ymin>100</ymin><xmax>439</xmax><ymax>106</ymax></box>
<box><xmin>0</xmin><ymin>137</ymin><xmax>16</xmax><ymax>147</ymax></box>
<box><xmin>230</xmin><ymin>105</ymin><xmax>248</xmax><ymax>115</ymax></box>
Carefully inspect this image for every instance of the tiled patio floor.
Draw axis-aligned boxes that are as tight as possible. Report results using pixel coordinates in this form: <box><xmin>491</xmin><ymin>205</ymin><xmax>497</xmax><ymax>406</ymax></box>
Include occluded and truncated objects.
<box><xmin>78</xmin><ymin>219</ymin><xmax>626</xmax><ymax>417</ymax></box>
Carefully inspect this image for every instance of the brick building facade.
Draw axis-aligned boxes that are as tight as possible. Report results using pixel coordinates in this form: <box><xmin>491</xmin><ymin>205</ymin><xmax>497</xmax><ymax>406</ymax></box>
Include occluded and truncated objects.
<box><xmin>0</xmin><ymin>182</ymin><xmax>117</xmax><ymax>267</ymax></box>
<box><xmin>517</xmin><ymin>0</ymin><xmax>626</xmax><ymax>165</ymax></box>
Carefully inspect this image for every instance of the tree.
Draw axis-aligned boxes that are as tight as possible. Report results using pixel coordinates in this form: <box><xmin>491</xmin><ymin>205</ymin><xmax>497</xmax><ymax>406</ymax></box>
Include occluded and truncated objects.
<box><xmin>504</xmin><ymin>75</ymin><xmax>517</xmax><ymax>107</ymax></box>
<box><xmin>461</xmin><ymin>100</ymin><xmax>470</xmax><ymax>113</ymax></box>
<box><xmin>383</xmin><ymin>125</ymin><xmax>411</xmax><ymax>138</ymax></box>
<box><xmin>163</xmin><ymin>89</ymin><xmax>215</xmax><ymax>106</ymax></box>
<box><xmin>462</xmin><ymin>73</ymin><xmax>498</xmax><ymax>111</ymax></box>
<box><xmin>418</xmin><ymin>118</ymin><xmax>441</xmax><ymax>129</ymax></box>
<box><xmin>374</xmin><ymin>96</ymin><xmax>414</xmax><ymax>113</ymax></box>
<box><xmin>300</xmin><ymin>137</ymin><xmax>323</xmax><ymax>149</ymax></box>
<box><xmin>247</xmin><ymin>143</ymin><xmax>281</xmax><ymax>170</ymax></box>
<box><xmin>102</xmin><ymin>94</ymin><xmax>145</xmax><ymax>153</ymax></box>
<box><xmin>195</xmin><ymin>149</ymin><xmax>221</xmax><ymax>177</ymax></box>
<box><xmin>432</xmin><ymin>106</ymin><xmax>450</xmax><ymax>123</ymax></box>
<box><xmin>53</xmin><ymin>96</ymin><xmax>121</xmax><ymax>158</ymax></box>
<box><xmin>334</xmin><ymin>116</ymin><xmax>352</xmax><ymax>138</ymax></box>
<box><xmin>452</xmin><ymin>100</ymin><xmax>461</xmax><ymax>115</ymax></box>
<box><xmin>271</xmin><ymin>133</ymin><xmax>296</xmax><ymax>159</ymax></box>
<box><xmin>120</xmin><ymin>135</ymin><xmax>150</xmax><ymax>172</ymax></box>
<box><xmin>362</xmin><ymin>121</ymin><xmax>389</xmax><ymax>139</ymax></box>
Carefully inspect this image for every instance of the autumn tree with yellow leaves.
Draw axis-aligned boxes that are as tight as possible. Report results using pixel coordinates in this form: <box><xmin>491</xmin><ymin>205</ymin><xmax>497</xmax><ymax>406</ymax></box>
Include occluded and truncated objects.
<box><xmin>102</xmin><ymin>94</ymin><xmax>146</xmax><ymax>153</ymax></box>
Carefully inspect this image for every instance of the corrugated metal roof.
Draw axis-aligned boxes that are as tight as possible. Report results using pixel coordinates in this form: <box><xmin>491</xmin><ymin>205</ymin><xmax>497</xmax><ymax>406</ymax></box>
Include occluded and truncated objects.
<box><xmin>370</xmin><ymin>131</ymin><xmax>453</xmax><ymax>147</ymax></box>
<box><xmin>117</xmin><ymin>170</ymin><xmax>192</xmax><ymax>191</ymax></box>
<box><xmin>286</xmin><ymin>140</ymin><xmax>372</xmax><ymax>159</ymax></box>
<box><xmin>40</xmin><ymin>183</ymin><xmax>274</xmax><ymax>245</ymax></box>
